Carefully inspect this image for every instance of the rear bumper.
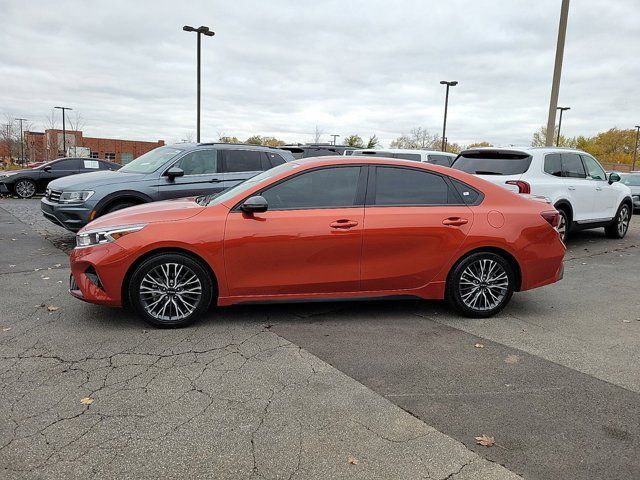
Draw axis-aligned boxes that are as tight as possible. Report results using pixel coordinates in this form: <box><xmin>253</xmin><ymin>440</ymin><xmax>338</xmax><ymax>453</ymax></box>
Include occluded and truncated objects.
<box><xmin>41</xmin><ymin>197</ymin><xmax>92</xmax><ymax>232</ymax></box>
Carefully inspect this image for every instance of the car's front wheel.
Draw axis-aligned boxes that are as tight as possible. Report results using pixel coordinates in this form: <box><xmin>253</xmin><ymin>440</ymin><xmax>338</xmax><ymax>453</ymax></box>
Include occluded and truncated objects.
<box><xmin>14</xmin><ymin>179</ymin><xmax>36</xmax><ymax>199</ymax></box>
<box><xmin>446</xmin><ymin>252</ymin><xmax>515</xmax><ymax>318</ymax></box>
<box><xmin>605</xmin><ymin>203</ymin><xmax>631</xmax><ymax>239</ymax></box>
<box><xmin>128</xmin><ymin>253</ymin><xmax>214</xmax><ymax>327</ymax></box>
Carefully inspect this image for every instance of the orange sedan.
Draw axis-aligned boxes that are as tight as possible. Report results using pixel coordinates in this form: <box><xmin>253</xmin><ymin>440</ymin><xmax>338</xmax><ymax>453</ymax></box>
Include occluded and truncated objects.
<box><xmin>69</xmin><ymin>157</ymin><xmax>566</xmax><ymax>327</ymax></box>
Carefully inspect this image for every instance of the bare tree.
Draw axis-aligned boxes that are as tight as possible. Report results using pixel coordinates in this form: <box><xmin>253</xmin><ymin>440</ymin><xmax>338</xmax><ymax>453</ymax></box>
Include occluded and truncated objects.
<box><xmin>44</xmin><ymin>109</ymin><xmax>58</xmax><ymax>130</ymax></box>
<box><xmin>313</xmin><ymin>125</ymin><xmax>323</xmax><ymax>143</ymax></box>
<box><xmin>65</xmin><ymin>111</ymin><xmax>85</xmax><ymax>155</ymax></box>
<box><xmin>390</xmin><ymin>127</ymin><xmax>439</xmax><ymax>150</ymax></box>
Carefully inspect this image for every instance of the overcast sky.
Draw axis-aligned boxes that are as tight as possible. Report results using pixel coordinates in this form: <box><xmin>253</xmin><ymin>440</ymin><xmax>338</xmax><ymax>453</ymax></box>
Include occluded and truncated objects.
<box><xmin>1</xmin><ymin>0</ymin><xmax>639</xmax><ymax>147</ymax></box>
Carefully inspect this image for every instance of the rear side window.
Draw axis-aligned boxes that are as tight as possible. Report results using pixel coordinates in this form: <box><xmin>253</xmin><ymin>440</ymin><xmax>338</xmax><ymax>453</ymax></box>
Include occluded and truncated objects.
<box><xmin>304</xmin><ymin>148</ymin><xmax>338</xmax><ymax>158</ymax></box>
<box><xmin>450</xmin><ymin>179</ymin><xmax>483</xmax><ymax>205</ymax></box>
<box><xmin>544</xmin><ymin>153</ymin><xmax>563</xmax><ymax>177</ymax></box>
<box><xmin>50</xmin><ymin>159</ymin><xmax>81</xmax><ymax>170</ymax></box>
<box><xmin>428</xmin><ymin>154</ymin><xmax>454</xmax><ymax>167</ymax></box>
<box><xmin>452</xmin><ymin>151</ymin><xmax>532</xmax><ymax>175</ymax></box>
<box><xmin>266</xmin><ymin>152</ymin><xmax>286</xmax><ymax>167</ymax></box>
<box><xmin>223</xmin><ymin>150</ymin><xmax>263</xmax><ymax>172</ymax></box>
<box><xmin>561</xmin><ymin>153</ymin><xmax>586</xmax><ymax>179</ymax></box>
<box><xmin>373</xmin><ymin>167</ymin><xmax>452</xmax><ymax>206</ymax></box>
<box><xmin>394</xmin><ymin>153</ymin><xmax>421</xmax><ymax>162</ymax></box>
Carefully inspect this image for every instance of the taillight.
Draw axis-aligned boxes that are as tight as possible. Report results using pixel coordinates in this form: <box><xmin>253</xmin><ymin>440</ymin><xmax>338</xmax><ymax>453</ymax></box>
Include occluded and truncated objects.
<box><xmin>541</xmin><ymin>210</ymin><xmax>559</xmax><ymax>228</ymax></box>
<box><xmin>505</xmin><ymin>180</ymin><xmax>531</xmax><ymax>194</ymax></box>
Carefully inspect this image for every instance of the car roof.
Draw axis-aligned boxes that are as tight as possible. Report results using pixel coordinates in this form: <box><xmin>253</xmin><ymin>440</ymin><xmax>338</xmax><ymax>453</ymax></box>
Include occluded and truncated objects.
<box><xmin>459</xmin><ymin>146</ymin><xmax>587</xmax><ymax>155</ymax></box>
<box><xmin>292</xmin><ymin>155</ymin><xmax>456</xmax><ymax>173</ymax></box>
<box><xmin>350</xmin><ymin>148</ymin><xmax>456</xmax><ymax>155</ymax></box>
<box><xmin>169</xmin><ymin>142</ymin><xmax>284</xmax><ymax>151</ymax></box>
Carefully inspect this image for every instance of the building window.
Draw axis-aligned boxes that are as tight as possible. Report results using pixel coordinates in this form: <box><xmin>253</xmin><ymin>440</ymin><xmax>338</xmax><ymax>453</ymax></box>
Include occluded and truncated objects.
<box><xmin>104</xmin><ymin>153</ymin><xmax>116</xmax><ymax>161</ymax></box>
<box><xmin>90</xmin><ymin>152</ymin><xmax>99</xmax><ymax>159</ymax></box>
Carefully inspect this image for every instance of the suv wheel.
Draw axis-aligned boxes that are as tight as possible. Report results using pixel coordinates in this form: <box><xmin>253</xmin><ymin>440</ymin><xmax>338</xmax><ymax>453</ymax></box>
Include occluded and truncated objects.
<box><xmin>129</xmin><ymin>253</ymin><xmax>213</xmax><ymax>328</ymax></box>
<box><xmin>446</xmin><ymin>252</ymin><xmax>515</xmax><ymax>318</ymax></box>
<box><xmin>105</xmin><ymin>201</ymin><xmax>137</xmax><ymax>214</ymax></box>
<box><xmin>556</xmin><ymin>208</ymin><xmax>570</xmax><ymax>243</ymax></box>
<box><xmin>605</xmin><ymin>203</ymin><xmax>631</xmax><ymax>239</ymax></box>
<box><xmin>14</xmin><ymin>179</ymin><xmax>36</xmax><ymax>199</ymax></box>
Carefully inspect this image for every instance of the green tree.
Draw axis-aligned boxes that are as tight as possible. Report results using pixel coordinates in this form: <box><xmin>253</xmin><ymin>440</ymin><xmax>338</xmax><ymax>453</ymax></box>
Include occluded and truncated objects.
<box><xmin>245</xmin><ymin>135</ymin><xmax>263</xmax><ymax>145</ymax></box>
<box><xmin>344</xmin><ymin>135</ymin><xmax>365</xmax><ymax>148</ymax></box>
<box><xmin>466</xmin><ymin>141</ymin><xmax>493</xmax><ymax>148</ymax></box>
<box><xmin>262</xmin><ymin>136</ymin><xmax>286</xmax><ymax>147</ymax></box>
<box><xmin>366</xmin><ymin>134</ymin><xmax>379</xmax><ymax>149</ymax></box>
<box><xmin>531</xmin><ymin>126</ymin><xmax>576</xmax><ymax>148</ymax></box>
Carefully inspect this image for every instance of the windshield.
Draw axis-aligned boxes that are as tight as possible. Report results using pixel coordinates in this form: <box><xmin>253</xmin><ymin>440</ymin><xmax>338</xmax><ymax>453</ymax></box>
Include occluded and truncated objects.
<box><xmin>621</xmin><ymin>174</ymin><xmax>640</xmax><ymax>186</ymax></box>
<box><xmin>119</xmin><ymin>146</ymin><xmax>184</xmax><ymax>174</ymax></box>
<box><xmin>452</xmin><ymin>151</ymin><xmax>532</xmax><ymax>175</ymax></box>
<box><xmin>198</xmin><ymin>162</ymin><xmax>299</xmax><ymax>206</ymax></box>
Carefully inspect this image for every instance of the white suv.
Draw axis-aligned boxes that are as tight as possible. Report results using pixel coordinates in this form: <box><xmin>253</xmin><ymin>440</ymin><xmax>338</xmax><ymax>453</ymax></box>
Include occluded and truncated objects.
<box><xmin>349</xmin><ymin>148</ymin><xmax>457</xmax><ymax>166</ymax></box>
<box><xmin>451</xmin><ymin>147</ymin><xmax>633</xmax><ymax>242</ymax></box>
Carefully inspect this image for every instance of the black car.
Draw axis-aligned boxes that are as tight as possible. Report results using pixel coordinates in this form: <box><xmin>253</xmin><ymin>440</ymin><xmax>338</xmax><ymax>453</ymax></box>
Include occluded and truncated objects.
<box><xmin>0</xmin><ymin>157</ymin><xmax>121</xmax><ymax>199</ymax></box>
<box><xmin>279</xmin><ymin>143</ymin><xmax>357</xmax><ymax>159</ymax></box>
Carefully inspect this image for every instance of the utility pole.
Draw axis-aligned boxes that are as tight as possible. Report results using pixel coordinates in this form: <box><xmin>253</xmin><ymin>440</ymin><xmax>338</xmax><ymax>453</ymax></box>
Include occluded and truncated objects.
<box><xmin>633</xmin><ymin>125</ymin><xmax>640</xmax><ymax>171</ymax></box>
<box><xmin>330</xmin><ymin>134</ymin><xmax>340</xmax><ymax>145</ymax></box>
<box><xmin>54</xmin><ymin>106</ymin><xmax>72</xmax><ymax>157</ymax></box>
<box><xmin>440</xmin><ymin>80</ymin><xmax>458</xmax><ymax>151</ymax></box>
<box><xmin>545</xmin><ymin>0</ymin><xmax>570</xmax><ymax>146</ymax></box>
<box><xmin>16</xmin><ymin>118</ymin><xmax>27</xmax><ymax>167</ymax></box>
<box><xmin>3</xmin><ymin>124</ymin><xmax>10</xmax><ymax>163</ymax></box>
<box><xmin>556</xmin><ymin>106</ymin><xmax>570</xmax><ymax>146</ymax></box>
<box><xmin>183</xmin><ymin>25</ymin><xmax>215</xmax><ymax>143</ymax></box>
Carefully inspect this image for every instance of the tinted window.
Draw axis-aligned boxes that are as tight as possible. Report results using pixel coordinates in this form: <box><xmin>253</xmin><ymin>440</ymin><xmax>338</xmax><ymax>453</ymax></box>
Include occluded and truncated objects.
<box><xmin>450</xmin><ymin>178</ymin><xmax>482</xmax><ymax>205</ymax></box>
<box><xmin>50</xmin><ymin>159</ymin><xmax>81</xmax><ymax>170</ymax></box>
<box><xmin>262</xmin><ymin>167</ymin><xmax>360</xmax><ymax>209</ymax></box>
<box><xmin>303</xmin><ymin>148</ymin><xmax>338</xmax><ymax>158</ymax></box>
<box><xmin>394</xmin><ymin>153</ymin><xmax>421</xmax><ymax>162</ymax></box>
<box><xmin>174</xmin><ymin>150</ymin><xmax>218</xmax><ymax>175</ymax></box>
<box><xmin>544</xmin><ymin>153</ymin><xmax>563</xmax><ymax>177</ymax></box>
<box><xmin>266</xmin><ymin>152</ymin><xmax>286</xmax><ymax>167</ymax></box>
<box><xmin>374</xmin><ymin>167</ymin><xmax>451</xmax><ymax>205</ymax></box>
<box><xmin>452</xmin><ymin>151</ymin><xmax>532</xmax><ymax>175</ymax></box>
<box><xmin>428</xmin><ymin>154</ymin><xmax>454</xmax><ymax>167</ymax></box>
<box><xmin>224</xmin><ymin>150</ymin><xmax>263</xmax><ymax>172</ymax></box>
<box><xmin>356</xmin><ymin>151</ymin><xmax>391</xmax><ymax>156</ymax></box>
<box><xmin>562</xmin><ymin>153</ymin><xmax>586</xmax><ymax>178</ymax></box>
<box><xmin>580</xmin><ymin>155</ymin><xmax>606</xmax><ymax>180</ymax></box>
<box><xmin>281</xmin><ymin>148</ymin><xmax>304</xmax><ymax>159</ymax></box>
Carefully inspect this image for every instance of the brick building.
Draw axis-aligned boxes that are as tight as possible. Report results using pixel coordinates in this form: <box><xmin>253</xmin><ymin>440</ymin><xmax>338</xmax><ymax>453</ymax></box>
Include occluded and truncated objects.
<box><xmin>22</xmin><ymin>129</ymin><xmax>165</xmax><ymax>164</ymax></box>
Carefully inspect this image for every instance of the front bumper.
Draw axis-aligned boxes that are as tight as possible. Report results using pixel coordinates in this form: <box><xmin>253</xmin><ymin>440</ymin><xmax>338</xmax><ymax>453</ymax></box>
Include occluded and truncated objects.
<box><xmin>41</xmin><ymin>197</ymin><xmax>93</xmax><ymax>232</ymax></box>
<box><xmin>632</xmin><ymin>195</ymin><xmax>640</xmax><ymax>212</ymax></box>
<box><xmin>0</xmin><ymin>182</ymin><xmax>10</xmax><ymax>194</ymax></box>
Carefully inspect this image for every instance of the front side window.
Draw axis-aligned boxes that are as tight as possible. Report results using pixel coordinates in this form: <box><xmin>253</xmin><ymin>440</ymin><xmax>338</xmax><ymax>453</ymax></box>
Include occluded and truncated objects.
<box><xmin>544</xmin><ymin>153</ymin><xmax>562</xmax><ymax>177</ymax></box>
<box><xmin>580</xmin><ymin>154</ymin><xmax>606</xmax><ymax>180</ymax></box>
<box><xmin>373</xmin><ymin>167</ymin><xmax>451</xmax><ymax>206</ymax></box>
<box><xmin>223</xmin><ymin>150</ymin><xmax>263</xmax><ymax>172</ymax></box>
<box><xmin>561</xmin><ymin>153</ymin><xmax>586</xmax><ymax>179</ymax></box>
<box><xmin>174</xmin><ymin>150</ymin><xmax>218</xmax><ymax>175</ymax></box>
<box><xmin>261</xmin><ymin>166</ymin><xmax>361</xmax><ymax>210</ymax></box>
<box><xmin>119</xmin><ymin>147</ymin><xmax>183</xmax><ymax>174</ymax></box>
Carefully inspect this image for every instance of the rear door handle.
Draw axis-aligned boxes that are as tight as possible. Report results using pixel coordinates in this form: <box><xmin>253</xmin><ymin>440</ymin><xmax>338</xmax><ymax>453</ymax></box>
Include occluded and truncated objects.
<box><xmin>442</xmin><ymin>217</ymin><xmax>469</xmax><ymax>226</ymax></box>
<box><xmin>209</xmin><ymin>178</ymin><xmax>222</xmax><ymax>183</ymax></box>
<box><xmin>330</xmin><ymin>219</ymin><xmax>359</xmax><ymax>229</ymax></box>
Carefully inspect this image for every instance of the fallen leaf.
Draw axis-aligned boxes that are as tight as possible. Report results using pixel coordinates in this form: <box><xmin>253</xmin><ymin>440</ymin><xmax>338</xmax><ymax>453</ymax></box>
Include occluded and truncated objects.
<box><xmin>80</xmin><ymin>397</ymin><xmax>94</xmax><ymax>405</ymax></box>
<box><xmin>474</xmin><ymin>343</ymin><xmax>484</xmax><ymax>348</ymax></box>
<box><xmin>41</xmin><ymin>277</ymin><xmax>50</xmax><ymax>280</ymax></box>
<box><xmin>9</xmin><ymin>264</ymin><xmax>15</xmax><ymax>268</ymax></box>
<box><xmin>47</xmin><ymin>306</ymin><xmax>59</xmax><ymax>312</ymax></box>
<box><xmin>622</xmin><ymin>320</ymin><xmax>631</xmax><ymax>323</ymax></box>
<box><xmin>2</xmin><ymin>327</ymin><xmax>11</xmax><ymax>332</ymax></box>
<box><xmin>475</xmin><ymin>434</ymin><xmax>495</xmax><ymax>447</ymax></box>
<box><xmin>348</xmin><ymin>456</ymin><xmax>359</xmax><ymax>465</ymax></box>
<box><xmin>54</xmin><ymin>264</ymin><xmax>62</xmax><ymax>268</ymax></box>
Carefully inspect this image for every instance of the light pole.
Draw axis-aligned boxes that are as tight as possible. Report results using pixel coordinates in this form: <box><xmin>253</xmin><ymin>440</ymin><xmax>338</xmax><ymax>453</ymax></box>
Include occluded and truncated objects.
<box><xmin>16</xmin><ymin>118</ymin><xmax>27</xmax><ymax>167</ymax></box>
<box><xmin>633</xmin><ymin>125</ymin><xmax>640</xmax><ymax>171</ymax></box>
<box><xmin>556</xmin><ymin>106</ymin><xmax>570</xmax><ymax>146</ymax></box>
<box><xmin>440</xmin><ymin>80</ymin><xmax>458</xmax><ymax>151</ymax></box>
<box><xmin>183</xmin><ymin>25</ymin><xmax>215</xmax><ymax>143</ymax></box>
<box><xmin>54</xmin><ymin>106</ymin><xmax>72</xmax><ymax>157</ymax></box>
<box><xmin>330</xmin><ymin>134</ymin><xmax>340</xmax><ymax>145</ymax></box>
<box><xmin>545</xmin><ymin>0</ymin><xmax>570</xmax><ymax>146</ymax></box>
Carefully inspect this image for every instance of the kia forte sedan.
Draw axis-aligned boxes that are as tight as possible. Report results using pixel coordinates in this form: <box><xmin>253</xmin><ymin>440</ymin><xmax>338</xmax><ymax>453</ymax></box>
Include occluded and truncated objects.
<box><xmin>69</xmin><ymin>157</ymin><xmax>566</xmax><ymax>327</ymax></box>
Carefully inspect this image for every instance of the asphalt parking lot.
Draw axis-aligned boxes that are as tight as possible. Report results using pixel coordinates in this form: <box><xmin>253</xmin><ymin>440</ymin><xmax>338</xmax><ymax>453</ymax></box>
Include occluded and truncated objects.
<box><xmin>1</xmin><ymin>197</ymin><xmax>639</xmax><ymax>479</ymax></box>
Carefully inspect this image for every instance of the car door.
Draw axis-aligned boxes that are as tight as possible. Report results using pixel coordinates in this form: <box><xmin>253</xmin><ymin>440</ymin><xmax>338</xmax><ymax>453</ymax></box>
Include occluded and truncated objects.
<box><xmin>39</xmin><ymin>158</ymin><xmax>82</xmax><ymax>190</ymax></box>
<box><xmin>560</xmin><ymin>153</ymin><xmax>593</xmax><ymax>221</ymax></box>
<box><xmin>581</xmin><ymin>154</ymin><xmax>617</xmax><ymax>219</ymax></box>
<box><xmin>360</xmin><ymin>166</ymin><xmax>473</xmax><ymax>291</ymax></box>
<box><xmin>223</xmin><ymin>165</ymin><xmax>365</xmax><ymax>297</ymax></box>
<box><xmin>220</xmin><ymin>149</ymin><xmax>268</xmax><ymax>189</ymax></box>
<box><xmin>157</xmin><ymin>149</ymin><xmax>223</xmax><ymax>199</ymax></box>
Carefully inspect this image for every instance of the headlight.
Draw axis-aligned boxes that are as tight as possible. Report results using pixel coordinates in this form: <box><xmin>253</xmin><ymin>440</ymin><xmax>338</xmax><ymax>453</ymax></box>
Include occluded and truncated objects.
<box><xmin>59</xmin><ymin>190</ymin><xmax>94</xmax><ymax>203</ymax></box>
<box><xmin>76</xmin><ymin>224</ymin><xmax>146</xmax><ymax>248</ymax></box>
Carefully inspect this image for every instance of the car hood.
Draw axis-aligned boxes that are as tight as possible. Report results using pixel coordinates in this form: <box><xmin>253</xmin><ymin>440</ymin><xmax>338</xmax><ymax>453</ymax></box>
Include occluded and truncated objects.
<box><xmin>627</xmin><ymin>185</ymin><xmax>640</xmax><ymax>195</ymax></box>
<box><xmin>49</xmin><ymin>170</ymin><xmax>147</xmax><ymax>190</ymax></box>
<box><xmin>81</xmin><ymin>197</ymin><xmax>205</xmax><ymax>232</ymax></box>
<box><xmin>0</xmin><ymin>169</ymin><xmax>30</xmax><ymax>177</ymax></box>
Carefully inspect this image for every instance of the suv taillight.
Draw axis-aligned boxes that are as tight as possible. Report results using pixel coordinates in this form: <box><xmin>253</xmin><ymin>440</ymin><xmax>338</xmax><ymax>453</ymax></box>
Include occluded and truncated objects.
<box><xmin>506</xmin><ymin>180</ymin><xmax>531</xmax><ymax>194</ymax></box>
<box><xmin>541</xmin><ymin>211</ymin><xmax>559</xmax><ymax>228</ymax></box>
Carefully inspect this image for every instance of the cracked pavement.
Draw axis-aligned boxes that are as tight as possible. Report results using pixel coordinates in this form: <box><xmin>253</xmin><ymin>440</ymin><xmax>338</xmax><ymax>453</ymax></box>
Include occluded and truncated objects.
<box><xmin>0</xmin><ymin>199</ymin><xmax>521</xmax><ymax>479</ymax></box>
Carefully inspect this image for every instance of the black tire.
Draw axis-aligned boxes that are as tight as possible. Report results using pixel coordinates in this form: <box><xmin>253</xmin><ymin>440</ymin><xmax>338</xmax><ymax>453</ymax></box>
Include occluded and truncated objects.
<box><xmin>555</xmin><ymin>207</ymin><xmax>570</xmax><ymax>243</ymax></box>
<box><xmin>14</xmin><ymin>178</ymin><xmax>37</xmax><ymax>199</ymax></box>
<box><xmin>128</xmin><ymin>253</ymin><xmax>214</xmax><ymax>328</ymax></box>
<box><xmin>446</xmin><ymin>252</ymin><xmax>515</xmax><ymax>318</ymax></box>
<box><xmin>605</xmin><ymin>203</ymin><xmax>631</xmax><ymax>239</ymax></box>
<box><xmin>104</xmin><ymin>201</ymin><xmax>138</xmax><ymax>214</ymax></box>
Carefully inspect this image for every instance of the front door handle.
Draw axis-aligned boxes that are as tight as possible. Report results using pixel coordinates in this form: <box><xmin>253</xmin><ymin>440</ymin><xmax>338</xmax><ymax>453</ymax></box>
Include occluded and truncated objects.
<box><xmin>209</xmin><ymin>178</ymin><xmax>222</xmax><ymax>183</ymax></box>
<box><xmin>568</xmin><ymin>186</ymin><xmax>576</xmax><ymax>191</ymax></box>
<box><xmin>330</xmin><ymin>219</ymin><xmax>359</xmax><ymax>229</ymax></box>
<box><xmin>442</xmin><ymin>217</ymin><xmax>469</xmax><ymax>226</ymax></box>
<box><xmin>595</xmin><ymin>186</ymin><xmax>602</xmax><ymax>191</ymax></box>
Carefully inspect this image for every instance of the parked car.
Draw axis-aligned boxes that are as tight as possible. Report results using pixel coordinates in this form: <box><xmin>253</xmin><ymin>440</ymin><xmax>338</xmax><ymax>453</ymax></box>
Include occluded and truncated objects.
<box><xmin>280</xmin><ymin>144</ymin><xmax>357</xmax><ymax>158</ymax></box>
<box><xmin>0</xmin><ymin>158</ymin><xmax>120</xmax><ymax>199</ymax></box>
<box><xmin>41</xmin><ymin>143</ymin><xmax>293</xmax><ymax>232</ymax></box>
<box><xmin>350</xmin><ymin>149</ymin><xmax>457</xmax><ymax>166</ymax></box>
<box><xmin>451</xmin><ymin>147</ymin><xmax>634</xmax><ymax>242</ymax></box>
<box><xmin>69</xmin><ymin>156</ymin><xmax>565</xmax><ymax>327</ymax></box>
<box><xmin>620</xmin><ymin>172</ymin><xmax>640</xmax><ymax>213</ymax></box>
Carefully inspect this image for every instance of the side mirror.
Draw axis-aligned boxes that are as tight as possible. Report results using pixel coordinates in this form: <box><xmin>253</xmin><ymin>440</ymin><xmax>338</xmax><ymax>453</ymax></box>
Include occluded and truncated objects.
<box><xmin>42</xmin><ymin>166</ymin><xmax>52</xmax><ymax>172</ymax></box>
<box><xmin>240</xmin><ymin>195</ymin><xmax>268</xmax><ymax>214</ymax></box>
<box><xmin>165</xmin><ymin>167</ymin><xmax>184</xmax><ymax>179</ymax></box>
<box><xmin>608</xmin><ymin>172</ymin><xmax>621</xmax><ymax>184</ymax></box>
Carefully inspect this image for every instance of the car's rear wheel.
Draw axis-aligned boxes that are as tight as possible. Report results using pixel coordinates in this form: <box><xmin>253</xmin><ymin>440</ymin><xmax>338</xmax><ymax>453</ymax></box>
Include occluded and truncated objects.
<box><xmin>446</xmin><ymin>252</ymin><xmax>515</xmax><ymax>318</ymax></box>
<box><xmin>556</xmin><ymin>208</ymin><xmax>569</xmax><ymax>243</ymax></box>
<box><xmin>129</xmin><ymin>253</ymin><xmax>213</xmax><ymax>328</ymax></box>
<box><xmin>605</xmin><ymin>203</ymin><xmax>631</xmax><ymax>239</ymax></box>
<box><xmin>14</xmin><ymin>179</ymin><xmax>36</xmax><ymax>199</ymax></box>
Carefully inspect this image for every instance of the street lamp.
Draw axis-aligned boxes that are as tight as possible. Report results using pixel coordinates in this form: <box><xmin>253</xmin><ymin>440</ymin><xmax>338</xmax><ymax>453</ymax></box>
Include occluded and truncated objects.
<box><xmin>16</xmin><ymin>118</ymin><xmax>27</xmax><ymax>167</ymax></box>
<box><xmin>54</xmin><ymin>106</ymin><xmax>72</xmax><ymax>157</ymax></box>
<box><xmin>330</xmin><ymin>134</ymin><xmax>340</xmax><ymax>145</ymax></box>
<box><xmin>633</xmin><ymin>125</ymin><xmax>640</xmax><ymax>171</ymax></box>
<box><xmin>183</xmin><ymin>25</ymin><xmax>215</xmax><ymax>143</ymax></box>
<box><xmin>440</xmin><ymin>80</ymin><xmax>458</xmax><ymax>152</ymax></box>
<box><xmin>556</xmin><ymin>106</ymin><xmax>570</xmax><ymax>146</ymax></box>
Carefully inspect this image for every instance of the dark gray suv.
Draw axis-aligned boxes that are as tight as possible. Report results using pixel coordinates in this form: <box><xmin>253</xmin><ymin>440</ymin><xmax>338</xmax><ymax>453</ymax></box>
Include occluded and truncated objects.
<box><xmin>41</xmin><ymin>143</ymin><xmax>293</xmax><ymax>232</ymax></box>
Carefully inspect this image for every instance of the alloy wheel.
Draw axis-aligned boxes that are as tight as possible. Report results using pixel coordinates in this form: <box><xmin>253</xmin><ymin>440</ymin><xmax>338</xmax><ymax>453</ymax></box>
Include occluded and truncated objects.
<box><xmin>556</xmin><ymin>212</ymin><xmax>567</xmax><ymax>242</ymax></box>
<box><xmin>618</xmin><ymin>205</ymin><xmax>630</xmax><ymax>237</ymax></box>
<box><xmin>15</xmin><ymin>180</ymin><xmax>36</xmax><ymax>198</ymax></box>
<box><xmin>139</xmin><ymin>262</ymin><xmax>202</xmax><ymax>322</ymax></box>
<box><xmin>458</xmin><ymin>258</ymin><xmax>509</xmax><ymax>312</ymax></box>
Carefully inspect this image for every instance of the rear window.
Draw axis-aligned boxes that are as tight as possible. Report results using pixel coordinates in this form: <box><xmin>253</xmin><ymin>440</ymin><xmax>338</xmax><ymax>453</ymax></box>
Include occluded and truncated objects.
<box><xmin>452</xmin><ymin>151</ymin><xmax>532</xmax><ymax>175</ymax></box>
<box><xmin>428</xmin><ymin>154</ymin><xmax>454</xmax><ymax>167</ymax></box>
<box><xmin>394</xmin><ymin>153</ymin><xmax>421</xmax><ymax>162</ymax></box>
